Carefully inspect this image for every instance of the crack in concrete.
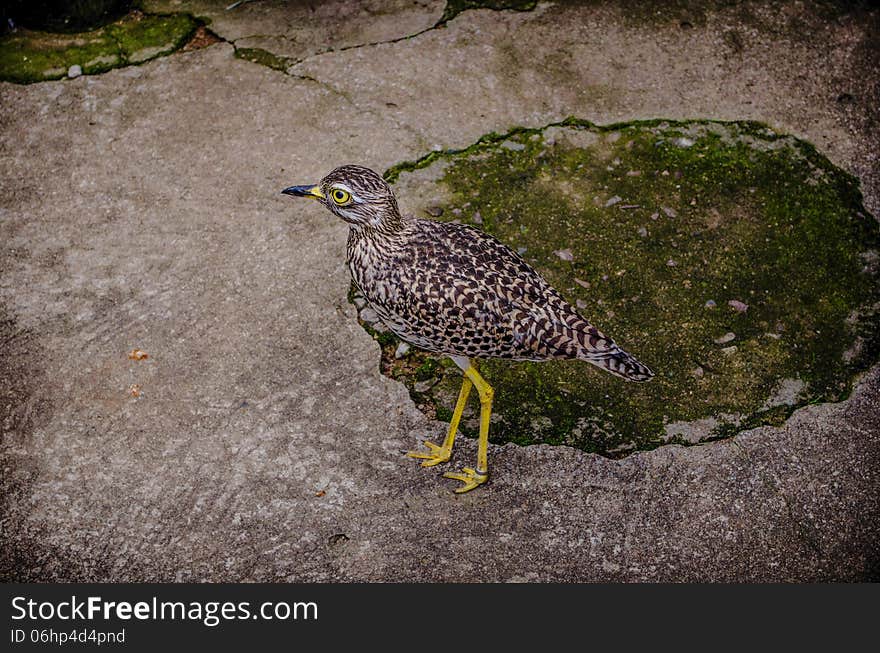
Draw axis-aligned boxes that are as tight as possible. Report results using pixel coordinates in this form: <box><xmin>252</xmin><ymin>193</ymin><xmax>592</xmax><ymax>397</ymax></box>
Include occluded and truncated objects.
<box><xmin>213</xmin><ymin>1</ymin><xmax>541</xmax><ymax>80</ymax></box>
<box><xmin>281</xmin><ymin>2</ymin><xmax>539</xmax><ymax>64</ymax></box>
<box><xmin>208</xmin><ymin>31</ymin><xmax>435</xmax><ymax>153</ymax></box>
<box><xmin>333</xmin><ymin>23</ymin><xmax>439</xmax><ymax>56</ymax></box>
<box><xmin>223</xmin><ymin>22</ymin><xmax>431</xmax><ymax>72</ymax></box>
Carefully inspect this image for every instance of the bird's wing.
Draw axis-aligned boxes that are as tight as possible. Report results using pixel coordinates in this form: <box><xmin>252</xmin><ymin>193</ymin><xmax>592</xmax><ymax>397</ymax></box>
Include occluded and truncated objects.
<box><xmin>373</xmin><ymin>219</ymin><xmax>650</xmax><ymax>378</ymax></box>
<box><xmin>392</xmin><ymin>221</ymin><xmax>606</xmax><ymax>359</ymax></box>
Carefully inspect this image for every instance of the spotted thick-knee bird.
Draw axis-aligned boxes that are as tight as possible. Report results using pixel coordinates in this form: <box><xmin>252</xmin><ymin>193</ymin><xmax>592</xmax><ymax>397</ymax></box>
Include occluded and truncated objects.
<box><xmin>282</xmin><ymin>165</ymin><xmax>654</xmax><ymax>493</ymax></box>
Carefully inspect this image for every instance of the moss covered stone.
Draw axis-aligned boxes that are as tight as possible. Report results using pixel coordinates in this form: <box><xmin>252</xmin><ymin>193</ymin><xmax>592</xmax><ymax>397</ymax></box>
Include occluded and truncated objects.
<box><xmin>0</xmin><ymin>11</ymin><xmax>197</xmax><ymax>83</ymax></box>
<box><xmin>366</xmin><ymin>119</ymin><xmax>879</xmax><ymax>457</ymax></box>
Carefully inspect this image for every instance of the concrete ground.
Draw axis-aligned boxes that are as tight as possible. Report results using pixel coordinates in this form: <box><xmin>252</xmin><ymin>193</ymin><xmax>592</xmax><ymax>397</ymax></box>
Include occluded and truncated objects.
<box><xmin>1</xmin><ymin>0</ymin><xmax>878</xmax><ymax>581</ymax></box>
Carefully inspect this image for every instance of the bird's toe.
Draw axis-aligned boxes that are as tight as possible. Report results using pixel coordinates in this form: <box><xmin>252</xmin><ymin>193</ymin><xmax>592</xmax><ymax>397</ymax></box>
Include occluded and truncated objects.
<box><xmin>406</xmin><ymin>440</ymin><xmax>451</xmax><ymax>467</ymax></box>
<box><xmin>443</xmin><ymin>467</ymin><xmax>489</xmax><ymax>493</ymax></box>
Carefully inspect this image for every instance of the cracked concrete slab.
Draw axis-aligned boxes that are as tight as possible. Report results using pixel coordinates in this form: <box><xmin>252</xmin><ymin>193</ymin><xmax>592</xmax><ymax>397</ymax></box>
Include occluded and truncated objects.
<box><xmin>1</xmin><ymin>1</ymin><xmax>878</xmax><ymax>581</ymax></box>
<box><xmin>290</xmin><ymin>2</ymin><xmax>879</xmax><ymax>214</ymax></box>
<box><xmin>143</xmin><ymin>0</ymin><xmax>446</xmax><ymax>64</ymax></box>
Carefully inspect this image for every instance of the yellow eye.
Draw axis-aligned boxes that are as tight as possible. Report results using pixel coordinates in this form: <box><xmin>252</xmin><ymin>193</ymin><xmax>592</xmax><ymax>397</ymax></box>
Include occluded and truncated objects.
<box><xmin>331</xmin><ymin>188</ymin><xmax>351</xmax><ymax>204</ymax></box>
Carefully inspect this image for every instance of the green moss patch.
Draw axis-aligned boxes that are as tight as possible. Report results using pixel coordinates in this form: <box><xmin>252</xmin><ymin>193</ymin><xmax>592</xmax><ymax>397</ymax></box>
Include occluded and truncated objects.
<box><xmin>366</xmin><ymin>120</ymin><xmax>880</xmax><ymax>457</ymax></box>
<box><xmin>0</xmin><ymin>11</ymin><xmax>197</xmax><ymax>83</ymax></box>
<box><xmin>234</xmin><ymin>47</ymin><xmax>291</xmax><ymax>72</ymax></box>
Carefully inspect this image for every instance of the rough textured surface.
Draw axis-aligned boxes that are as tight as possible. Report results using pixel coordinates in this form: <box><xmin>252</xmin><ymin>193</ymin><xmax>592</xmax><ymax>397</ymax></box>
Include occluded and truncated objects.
<box><xmin>1</xmin><ymin>0</ymin><xmax>878</xmax><ymax>581</ymax></box>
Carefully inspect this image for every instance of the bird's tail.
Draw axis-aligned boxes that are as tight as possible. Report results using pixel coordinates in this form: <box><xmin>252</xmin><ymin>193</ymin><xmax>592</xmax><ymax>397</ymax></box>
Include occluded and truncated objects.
<box><xmin>583</xmin><ymin>347</ymin><xmax>654</xmax><ymax>382</ymax></box>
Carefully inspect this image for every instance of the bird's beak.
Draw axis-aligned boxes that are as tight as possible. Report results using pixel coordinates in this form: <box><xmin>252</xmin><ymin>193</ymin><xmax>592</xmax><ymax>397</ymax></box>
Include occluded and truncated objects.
<box><xmin>281</xmin><ymin>184</ymin><xmax>325</xmax><ymax>200</ymax></box>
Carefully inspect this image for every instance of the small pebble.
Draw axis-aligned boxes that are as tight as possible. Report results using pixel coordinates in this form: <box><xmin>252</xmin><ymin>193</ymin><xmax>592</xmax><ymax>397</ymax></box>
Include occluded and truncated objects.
<box><xmin>413</xmin><ymin>380</ymin><xmax>434</xmax><ymax>393</ymax></box>
<box><xmin>626</xmin><ymin>170</ymin><xmax>642</xmax><ymax>177</ymax></box>
<box><xmin>605</xmin><ymin>195</ymin><xmax>622</xmax><ymax>207</ymax></box>
<box><xmin>67</xmin><ymin>64</ymin><xmax>82</xmax><ymax>79</ymax></box>
<box><xmin>573</xmin><ymin>278</ymin><xmax>591</xmax><ymax>289</ymax></box>
<box><xmin>516</xmin><ymin>246</ymin><xmax>527</xmax><ymax>255</ymax></box>
<box><xmin>472</xmin><ymin>211</ymin><xmax>483</xmax><ymax>224</ymax></box>
<box><xmin>661</xmin><ymin>206</ymin><xmax>677</xmax><ymax>218</ymax></box>
<box><xmin>721</xmin><ymin>345</ymin><xmax>738</xmax><ymax>356</ymax></box>
<box><xmin>637</xmin><ymin>227</ymin><xmax>648</xmax><ymax>237</ymax></box>
<box><xmin>728</xmin><ymin>299</ymin><xmax>749</xmax><ymax>313</ymax></box>
<box><xmin>359</xmin><ymin>307</ymin><xmax>378</xmax><ymax>323</ymax></box>
<box><xmin>705</xmin><ymin>299</ymin><xmax>717</xmax><ymax>308</ymax></box>
<box><xmin>425</xmin><ymin>206</ymin><xmax>443</xmax><ymax>217</ymax></box>
<box><xmin>666</xmin><ymin>259</ymin><xmax>677</xmax><ymax>267</ymax></box>
<box><xmin>714</xmin><ymin>332</ymin><xmax>736</xmax><ymax>344</ymax></box>
<box><xmin>553</xmin><ymin>249</ymin><xmax>574</xmax><ymax>261</ymax></box>
<box><xmin>451</xmin><ymin>208</ymin><xmax>462</xmax><ymax>216</ymax></box>
<box><xmin>691</xmin><ymin>366</ymin><xmax>705</xmax><ymax>379</ymax></box>
<box><xmin>353</xmin><ymin>297</ymin><xmax>367</xmax><ymax>310</ymax></box>
<box><xmin>394</xmin><ymin>342</ymin><xmax>410</xmax><ymax>359</ymax></box>
<box><xmin>501</xmin><ymin>140</ymin><xmax>526</xmax><ymax>151</ymax></box>
<box><xmin>650</xmin><ymin>212</ymin><xmax>659</xmax><ymax>220</ymax></box>
<box><xmin>675</xmin><ymin>137</ymin><xmax>694</xmax><ymax>148</ymax></box>
<box><xmin>576</xmin><ymin>299</ymin><xmax>588</xmax><ymax>310</ymax></box>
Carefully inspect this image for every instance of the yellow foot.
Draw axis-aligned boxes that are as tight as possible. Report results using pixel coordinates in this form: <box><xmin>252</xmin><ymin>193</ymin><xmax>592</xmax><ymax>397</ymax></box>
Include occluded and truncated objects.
<box><xmin>406</xmin><ymin>440</ymin><xmax>451</xmax><ymax>468</ymax></box>
<box><xmin>443</xmin><ymin>467</ymin><xmax>489</xmax><ymax>493</ymax></box>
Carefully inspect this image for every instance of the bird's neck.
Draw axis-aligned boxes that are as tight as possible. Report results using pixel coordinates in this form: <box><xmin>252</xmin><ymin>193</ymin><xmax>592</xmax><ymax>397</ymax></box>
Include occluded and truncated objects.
<box><xmin>346</xmin><ymin>213</ymin><xmax>410</xmax><ymax>287</ymax></box>
<box><xmin>350</xmin><ymin>211</ymin><xmax>407</xmax><ymax>242</ymax></box>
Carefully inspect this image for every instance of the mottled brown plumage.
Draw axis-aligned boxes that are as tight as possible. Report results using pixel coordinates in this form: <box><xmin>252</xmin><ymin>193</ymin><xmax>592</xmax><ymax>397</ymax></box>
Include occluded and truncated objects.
<box><xmin>282</xmin><ymin>164</ymin><xmax>653</xmax><ymax>492</ymax></box>
<box><xmin>321</xmin><ymin>165</ymin><xmax>653</xmax><ymax>380</ymax></box>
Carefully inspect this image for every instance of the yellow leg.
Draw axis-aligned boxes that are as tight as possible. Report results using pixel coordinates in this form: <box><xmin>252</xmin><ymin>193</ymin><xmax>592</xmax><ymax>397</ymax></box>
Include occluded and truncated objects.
<box><xmin>443</xmin><ymin>365</ymin><xmax>492</xmax><ymax>493</ymax></box>
<box><xmin>407</xmin><ymin>375</ymin><xmax>472</xmax><ymax>467</ymax></box>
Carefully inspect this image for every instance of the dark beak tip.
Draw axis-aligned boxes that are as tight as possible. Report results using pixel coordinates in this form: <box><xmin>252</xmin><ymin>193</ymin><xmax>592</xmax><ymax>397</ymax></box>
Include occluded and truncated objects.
<box><xmin>281</xmin><ymin>184</ymin><xmax>322</xmax><ymax>200</ymax></box>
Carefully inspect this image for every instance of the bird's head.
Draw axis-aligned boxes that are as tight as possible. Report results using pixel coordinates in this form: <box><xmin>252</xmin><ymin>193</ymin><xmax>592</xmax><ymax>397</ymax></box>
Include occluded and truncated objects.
<box><xmin>282</xmin><ymin>165</ymin><xmax>400</xmax><ymax>228</ymax></box>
